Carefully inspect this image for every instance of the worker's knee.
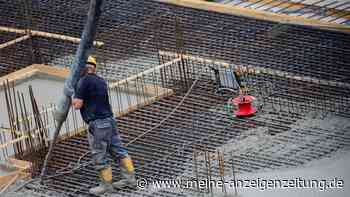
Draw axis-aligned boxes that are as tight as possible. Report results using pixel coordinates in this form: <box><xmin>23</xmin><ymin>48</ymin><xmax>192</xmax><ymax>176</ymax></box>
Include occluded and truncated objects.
<box><xmin>88</xmin><ymin>129</ymin><xmax>110</xmax><ymax>169</ymax></box>
<box><xmin>110</xmin><ymin>132</ymin><xmax>128</xmax><ymax>157</ymax></box>
<box><xmin>88</xmin><ymin>130</ymin><xmax>107</xmax><ymax>151</ymax></box>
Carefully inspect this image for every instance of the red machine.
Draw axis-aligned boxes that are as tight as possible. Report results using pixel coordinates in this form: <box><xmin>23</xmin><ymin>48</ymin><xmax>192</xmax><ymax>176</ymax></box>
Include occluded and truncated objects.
<box><xmin>232</xmin><ymin>95</ymin><xmax>257</xmax><ymax>117</ymax></box>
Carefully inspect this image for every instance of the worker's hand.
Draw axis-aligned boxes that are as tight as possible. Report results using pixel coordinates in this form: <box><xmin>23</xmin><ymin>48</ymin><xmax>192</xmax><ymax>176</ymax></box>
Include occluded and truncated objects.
<box><xmin>72</xmin><ymin>98</ymin><xmax>83</xmax><ymax>109</ymax></box>
<box><xmin>223</xmin><ymin>63</ymin><xmax>230</xmax><ymax>68</ymax></box>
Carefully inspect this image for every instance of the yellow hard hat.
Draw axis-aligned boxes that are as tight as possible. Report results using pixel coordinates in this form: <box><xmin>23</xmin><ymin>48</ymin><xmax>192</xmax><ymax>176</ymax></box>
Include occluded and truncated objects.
<box><xmin>86</xmin><ymin>56</ymin><xmax>97</xmax><ymax>67</ymax></box>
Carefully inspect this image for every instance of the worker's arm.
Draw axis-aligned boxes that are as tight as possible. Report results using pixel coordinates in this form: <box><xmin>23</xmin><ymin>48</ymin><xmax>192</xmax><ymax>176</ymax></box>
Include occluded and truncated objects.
<box><xmin>73</xmin><ymin>77</ymin><xmax>87</xmax><ymax>109</ymax></box>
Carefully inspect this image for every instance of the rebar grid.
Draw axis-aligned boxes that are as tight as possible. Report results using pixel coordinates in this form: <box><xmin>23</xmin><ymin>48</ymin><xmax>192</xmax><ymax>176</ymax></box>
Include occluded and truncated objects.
<box><xmin>16</xmin><ymin>54</ymin><xmax>349</xmax><ymax>197</ymax></box>
<box><xmin>0</xmin><ymin>1</ymin><xmax>350</xmax><ymax>81</ymax></box>
<box><xmin>0</xmin><ymin>58</ymin><xmax>182</xmax><ymax>165</ymax></box>
<box><xmin>0</xmin><ymin>1</ymin><xmax>349</xmax><ymax>196</ymax></box>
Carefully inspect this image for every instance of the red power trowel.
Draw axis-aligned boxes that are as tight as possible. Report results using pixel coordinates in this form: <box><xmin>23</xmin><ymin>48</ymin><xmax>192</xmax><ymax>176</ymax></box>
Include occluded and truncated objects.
<box><xmin>232</xmin><ymin>94</ymin><xmax>257</xmax><ymax>117</ymax></box>
<box><xmin>231</xmin><ymin>66</ymin><xmax>257</xmax><ymax>118</ymax></box>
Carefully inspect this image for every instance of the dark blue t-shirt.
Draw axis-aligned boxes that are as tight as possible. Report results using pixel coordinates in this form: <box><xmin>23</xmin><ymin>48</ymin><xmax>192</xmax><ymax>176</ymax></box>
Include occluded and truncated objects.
<box><xmin>74</xmin><ymin>73</ymin><xmax>113</xmax><ymax>123</ymax></box>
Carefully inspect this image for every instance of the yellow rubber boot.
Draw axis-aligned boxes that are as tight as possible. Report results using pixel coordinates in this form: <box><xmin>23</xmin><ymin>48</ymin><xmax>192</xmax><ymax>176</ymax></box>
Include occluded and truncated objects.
<box><xmin>89</xmin><ymin>167</ymin><xmax>113</xmax><ymax>195</ymax></box>
<box><xmin>112</xmin><ymin>156</ymin><xmax>136</xmax><ymax>189</ymax></box>
<box><xmin>122</xmin><ymin>156</ymin><xmax>135</xmax><ymax>173</ymax></box>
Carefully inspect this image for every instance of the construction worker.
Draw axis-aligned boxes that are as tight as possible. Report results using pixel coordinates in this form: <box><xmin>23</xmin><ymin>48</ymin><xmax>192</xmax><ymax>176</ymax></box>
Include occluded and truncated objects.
<box><xmin>72</xmin><ymin>56</ymin><xmax>136</xmax><ymax>195</ymax></box>
<box><xmin>233</xmin><ymin>65</ymin><xmax>255</xmax><ymax>95</ymax></box>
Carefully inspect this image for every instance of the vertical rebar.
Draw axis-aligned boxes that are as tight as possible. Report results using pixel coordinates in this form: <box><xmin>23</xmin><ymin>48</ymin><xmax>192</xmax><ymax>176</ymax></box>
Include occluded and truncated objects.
<box><xmin>4</xmin><ymin>80</ymin><xmax>18</xmax><ymax>157</ymax></box>
<box><xmin>21</xmin><ymin>92</ymin><xmax>34</xmax><ymax>150</ymax></box>
<box><xmin>193</xmin><ymin>148</ymin><xmax>200</xmax><ymax>194</ymax></box>
<box><xmin>18</xmin><ymin>91</ymin><xmax>30</xmax><ymax>152</ymax></box>
<box><xmin>204</xmin><ymin>149</ymin><xmax>210</xmax><ymax>194</ymax></box>
<box><xmin>12</xmin><ymin>81</ymin><xmax>23</xmax><ymax>155</ymax></box>
<box><xmin>231</xmin><ymin>152</ymin><xmax>238</xmax><ymax>196</ymax></box>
